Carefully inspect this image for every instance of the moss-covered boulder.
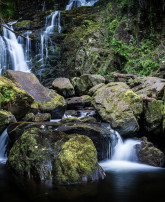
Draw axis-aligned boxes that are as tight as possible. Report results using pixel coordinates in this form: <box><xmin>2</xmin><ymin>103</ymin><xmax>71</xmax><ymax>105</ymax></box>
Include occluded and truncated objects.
<box><xmin>93</xmin><ymin>82</ymin><xmax>143</xmax><ymax>136</ymax></box>
<box><xmin>72</xmin><ymin>74</ymin><xmax>105</xmax><ymax>96</ymax></box>
<box><xmin>34</xmin><ymin>113</ymin><xmax>51</xmax><ymax>122</ymax></box>
<box><xmin>52</xmin><ymin>78</ymin><xmax>75</xmax><ymax>98</ymax></box>
<box><xmin>53</xmin><ymin>135</ymin><xmax>105</xmax><ymax>185</ymax></box>
<box><xmin>7</xmin><ymin>127</ymin><xmax>71</xmax><ymax>182</ymax></box>
<box><xmin>7</xmin><ymin>128</ymin><xmax>105</xmax><ymax>184</ymax></box>
<box><xmin>144</xmin><ymin>99</ymin><xmax>163</xmax><ymax>132</ymax></box>
<box><xmin>0</xmin><ymin>75</ymin><xmax>34</xmax><ymax>120</ymax></box>
<box><xmin>56</xmin><ymin>117</ymin><xmax>114</xmax><ymax>160</ymax></box>
<box><xmin>137</xmin><ymin>137</ymin><xmax>165</xmax><ymax>167</ymax></box>
<box><xmin>0</xmin><ymin>110</ymin><xmax>16</xmax><ymax>134</ymax></box>
<box><xmin>4</xmin><ymin>70</ymin><xmax>66</xmax><ymax>119</ymax></box>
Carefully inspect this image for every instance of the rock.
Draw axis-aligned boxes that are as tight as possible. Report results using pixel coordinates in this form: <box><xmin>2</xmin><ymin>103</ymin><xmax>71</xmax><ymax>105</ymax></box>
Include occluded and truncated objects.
<box><xmin>93</xmin><ymin>82</ymin><xmax>143</xmax><ymax>136</ymax></box>
<box><xmin>23</xmin><ymin>113</ymin><xmax>35</xmax><ymax>122</ymax></box>
<box><xmin>52</xmin><ymin>78</ymin><xmax>75</xmax><ymax>98</ymax></box>
<box><xmin>137</xmin><ymin>137</ymin><xmax>165</xmax><ymax>167</ymax></box>
<box><xmin>88</xmin><ymin>83</ymin><xmax>105</xmax><ymax>96</ymax></box>
<box><xmin>7</xmin><ymin>128</ymin><xmax>71</xmax><ymax>182</ymax></box>
<box><xmin>144</xmin><ymin>99</ymin><xmax>163</xmax><ymax>132</ymax></box>
<box><xmin>0</xmin><ymin>110</ymin><xmax>16</xmax><ymax>134</ymax></box>
<box><xmin>0</xmin><ymin>75</ymin><xmax>34</xmax><ymax>120</ymax></box>
<box><xmin>34</xmin><ymin>113</ymin><xmax>51</xmax><ymax>122</ymax></box>
<box><xmin>72</xmin><ymin>74</ymin><xmax>105</xmax><ymax>95</ymax></box>
<box><xmin>4</xmin><ymin>70</ymin><xmax>66</xmax><ymax>119</ymax></box>
<box><xmin>135</xmin><ymin>77</ymin><xmax>165</xmax><ymax>99</ymax></box>
<box><xmin>7</xmin><ymin>128</ymin><xmax>105</xmax><ymax>184</ymax></box>
<box><xmin>66</xmin><ymin>95</ymin><xmax>92</xmax><ymax>110</ymax></box>
<box><xmin>65</xmin><ymin>109</ymin><xmax>96</xmax><ymax>118</ymax></box>
<box><xmin>56</xmin><ymin>118</ymin><xmax>114</xmax><ymax>160</ymax></box>
<box><xmin>53</xmin><ymin>135</ymin><xmax>105</xmax><ymax>185</ymax></box>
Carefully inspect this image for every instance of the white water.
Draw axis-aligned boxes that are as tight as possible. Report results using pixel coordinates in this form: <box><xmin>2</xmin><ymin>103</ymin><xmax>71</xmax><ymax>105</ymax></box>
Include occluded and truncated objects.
<box><xmin>0</xmin><ymin>129</ymin><xmax>9</xmax><ymax>164</ymax></box>
<box><xmin>66</xmin><ymin>0</ymin><xmax>99</xmax><ymax>10</ymax></box>
<box><xmin>100</xmin><ymin>129</ymin><xmax>162</xmax><ymax>171</ymax></box>
<box><xmin>40</xmin><ymin>11</ymin><xmax>61</xmax><ymax>64</ymax></box>
<box><xmin>2</xmin><ymin>22</ymin><xmax>30</xmax><ymax>73</ymax></box>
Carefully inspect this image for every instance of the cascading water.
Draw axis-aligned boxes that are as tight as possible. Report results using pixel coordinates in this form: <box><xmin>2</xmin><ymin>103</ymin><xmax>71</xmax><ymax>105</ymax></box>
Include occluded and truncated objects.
<box><xmin>0</xmin><ymin>129</ymin><xmax>9</xmax><ymax>164</ymax></box>
<box><xmin>100</xmin><ymin>128</ymin><xmax>162</xmax><ymax>171</ymax></box>
<box><xmin>66</xmin><ymin>0</ymin><xmax>99</xmax><ymax>10</ymax></box>
<box><xmin>1</xmin><ymin>22</ymin><xmax>30</xmax><ymax>73</ymax></box>
<box><xmin>40</xmin><ymin>11</ymin><xmax>61</xmax><ymax>65</ymax></box>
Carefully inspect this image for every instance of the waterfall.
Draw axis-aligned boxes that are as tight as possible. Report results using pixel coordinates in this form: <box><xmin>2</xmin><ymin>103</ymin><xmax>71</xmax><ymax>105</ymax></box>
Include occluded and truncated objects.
<box><xmin>1</xmin><ymin>22</ymin><xmax>30</xmax><ymax>73</ymax></box>
<box><xmin>0</xmin><ymin>129</ymin><xmax>9</xmax><ymax>164</ymax></box>
<box><xmin>40</xmin><ymin>11</ymin><xmax>61</xmax><ymax>65</ymax></box>
<box><xmin>0</xmin><ymin>36</ymin><xmax>7</xmax><ymax>74</ymax></box>
<box><xmin>66</xmin><ymin>0</ymin><xmax>99</xmax><ymax>10</ymax></box>
<box><xmin>99</xmin><ymin>129</ymin><xmax>162</xmax><ymax>171</ymax></box>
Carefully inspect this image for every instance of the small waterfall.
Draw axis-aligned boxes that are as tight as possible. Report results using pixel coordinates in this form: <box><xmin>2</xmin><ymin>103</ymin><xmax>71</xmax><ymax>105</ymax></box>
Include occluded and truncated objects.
<box><xmin>2</xmin><ymin>22</ymin><xmax>30</xmax><ymax>73</ymax></box>
<box><xmin>0</xmin><ymin>129</ymin><xmax>9</xmax><ymax>164</ymax></box>
<box><xmin>0</xmin><ymin>36</ymin><xmax>7</xmax><ymax>74</ymax></box>
<box><xmin>66</xmin><ymin>0</ymin><xmax>99</xmax><ymax>10</ymax></box>
<box><xmin>40</xmin><ymin>11</ymin><xmax>61</xmax><ymax>65</ymax></box>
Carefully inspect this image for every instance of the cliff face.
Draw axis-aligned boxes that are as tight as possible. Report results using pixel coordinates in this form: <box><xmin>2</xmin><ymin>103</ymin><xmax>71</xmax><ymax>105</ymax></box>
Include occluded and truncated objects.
<box><xmin>2</xmin><ymin>0</ymin><xmax>165</xmax><ymax>84</ymax></box>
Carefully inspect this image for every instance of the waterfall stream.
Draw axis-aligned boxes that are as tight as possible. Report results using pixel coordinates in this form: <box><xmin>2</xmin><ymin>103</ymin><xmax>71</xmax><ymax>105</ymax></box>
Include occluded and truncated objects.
<box><xmin>0</xmin><ymin>129</ymin><xmax>9</xmax><ymax>164</ymax></box>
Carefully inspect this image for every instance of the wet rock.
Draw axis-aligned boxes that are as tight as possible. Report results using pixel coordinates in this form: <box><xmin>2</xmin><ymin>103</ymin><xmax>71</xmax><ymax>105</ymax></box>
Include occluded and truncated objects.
<box><xmin>144</xmin><ymin>99</ymin><xmax>163</xmax><ymax>132</ymax></box>
<box><xmin>52</xmin><ymin>78</ymin><xmax>75</xmax><ymax>98</ymax></box>
<box><xmin>56</xmin><ymin>118</ymin><xmax>114</xmax><ymax>160</ymax></box>
<box><xmin>93</xmin><ymin>82</ymin><xmax>143</xmax><ymax>136</ymax></box>
<box><xmin>66</xmin><ymin>95</ymin><xmax>92</xmax><ymax>110</ymax></box>
<box><xmin>7</xmin><ymin>128</ymin><xmax>105</xmax><ymax>185</ymax></box>
<box><xmin>53</xmin><ymin>135</ymin><xmax>105</xmax><ymax>185</ymax></box>
<box><xmin>4</xmin><ymin>70</ymin><xmax>66</xmax><ymax>119</ymax></box>
<box><xmin>23</xmin><ymin>113</ymin><xmax>35</xmax><ymax>122</ymax></box>
<box><xmin>0</xmin><ymin>75</ymin><xmax>34</xmax><ymax>120</ymax></box>
<box><xmin>137</xmin><ymin>137</ymin><xmax>165</xmax><ymax>167</ymax></box>
<box><xmin>72</xmin><ymin>74</ymin><xmax>105</xmax><ymax>96</ymax></box>
<box><xmin>0</xmin><ymin>110</ymin><xmax>16</xmax><ymax>134</ymax></box>
<box><xmin>34</xmin><ymin>113</ymin><xmax>51</xmax><ymax>122</ymax></box>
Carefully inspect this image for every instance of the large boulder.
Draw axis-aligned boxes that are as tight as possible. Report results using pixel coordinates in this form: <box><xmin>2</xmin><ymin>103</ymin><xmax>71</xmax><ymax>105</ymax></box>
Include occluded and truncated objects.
<box><xmin>0</xmin><ymin>110</ymin><xmax>16</xmax><ymax>134</ymax></box>
<box><xmin>7</xmin><ymin>128</ymin><xmax>105</xmax><ymax>184</ymax></box>
<box><xmin>0</xmin><ymin>75</ymin><xmax>34</xmax><ymax>119</ymax></box>
<box><xmin>52</xmin><ymin>78</ymin><xmax>75</xmax><ymax>98</ymax></box>
<box><xmin>56</xmin><ymin>117</ymin><xmax>114</xmax><ymax>160</ymax></box>
<box><xmin>137</xmin><ymin>137</ymin><xmax>165</xmax><ymax>167</ymax></box>
<box><xmin>53</xmin><ymin>135</ymin><xmax>105</xmax><ymax>185</ymax></box>
<box><xmin>4</xmin><ymin>70</ymin><xmax>66</xmax><ymax>119</ymax></box>
<box><xmin>93</xmin><ymin>82</ymin><xmax>143</xmax><ymax>136</ymax></box>
<box><xmin>72</xmin><ymin>74</ymin><xmax>105</xmax><ymax>95</ymax></box>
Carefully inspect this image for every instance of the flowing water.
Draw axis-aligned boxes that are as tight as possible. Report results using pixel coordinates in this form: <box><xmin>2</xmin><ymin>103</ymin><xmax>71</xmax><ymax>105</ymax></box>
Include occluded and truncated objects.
<box><xmin>0</xmin><ymin>129</ymin><xmax>9</xmax><ymax>164</ymax></box>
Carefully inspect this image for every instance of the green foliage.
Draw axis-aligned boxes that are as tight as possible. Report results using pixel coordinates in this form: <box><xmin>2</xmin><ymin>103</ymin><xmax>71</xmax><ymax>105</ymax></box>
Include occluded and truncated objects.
<box><xmin>0</xmin><ymin>87</ymin><xmax>15</xmax><ymax>105</ymax></box>
<box><xmin>0</xmin><ymin>1</ymin><xmax>14</xmax><ymax>19</ymax></box>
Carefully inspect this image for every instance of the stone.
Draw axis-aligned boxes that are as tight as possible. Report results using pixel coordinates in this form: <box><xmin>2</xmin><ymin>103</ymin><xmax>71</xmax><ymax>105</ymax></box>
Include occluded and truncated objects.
<box><xmin>72</xmin><ymin>74</ymin><xmax>105</xmax><ymax>95</ymax></box>
<box><xmin>0</xmin><ymin>75</ymin><xmax>34</xmax><ymax>120</ymax></box>
<box><xmin>66</xmin><ymin>95</ymin><xmax>92</xmax><ymax>110</ymax></box>
<box><xmin>23</xmin><ymin>113</ymin><xmax>35</xmax><ymax>122</ymax></box>
<box><xmin>4</xmin><ymin>70</ymin><xmax>66</xmax><ymax>119</ymax></box>
<box><xmin>88</xmin><ymin>83</ymin><xmax>105</xmax><ymax>96</ymax></box>
<box><xmin>137</xmin><ymin>137</ymin><xmax>165</xmax><ymax>167</ymax></box>
<box><xmin>0</xmin><ymin>110</ymin><xmax>16</xmax><ymax>134</ymax></box>
<box><xmin>34</xmin><ymin>113</ymin><xmax>51</xmax><ymax>122</ymax></box>
<box><xmin>93</xmin><ymin>82</ymin><xmax>143</xmax><ymax>136</ymax></box>
<box><xmin>52</xmin><ymin>77</ymin><xmax>75</xmax><ymax>98</ymax></box>
<box><xmin>53</xmin><ymin>135</ymin><xmax>105</xmax><ymax>185</ymax></box>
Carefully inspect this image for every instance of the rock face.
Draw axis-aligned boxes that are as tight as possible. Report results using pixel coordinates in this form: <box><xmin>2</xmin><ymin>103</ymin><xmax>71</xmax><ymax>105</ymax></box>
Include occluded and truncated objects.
<box><xmin>137</xmin><ymin>137</ymin><xmax>165</xmax><ymax>167</ymax></box>
<box><xmin>53</xmin><ymin>135</ymin><xmax>105</xmax><ymax>185</ymax></box>
<box><xmin>7</xmin><ymin>127</ymin><xmax>105</xmax><ymax>184</ymax></box>
<box><xmin>52</xmin><ymin>78</ymin><xmax>75</xmax><ymax>98</ymax></box>
<box><xmin>93</xmin><ymin>82</ymin><xmax>143</xmax><ymax>136</ymax></box>
<box><xmin>4</xmin><ymin>70</ymin><xmax>66</xmax><ymax>119</ymax></box>
<box><xmin>0</xmin><ymin>75</ymin><xmax>34</xmax><ymax>120</ymax></box>
<box><xmin>0</xmin><ymin>110</ymin><xmax>16</xmax><ymax>134</ymax></box>
<box><xmin>72</xmin><ymin>74</ymin><xmax>105</xmax><ymax>96</ymax></box>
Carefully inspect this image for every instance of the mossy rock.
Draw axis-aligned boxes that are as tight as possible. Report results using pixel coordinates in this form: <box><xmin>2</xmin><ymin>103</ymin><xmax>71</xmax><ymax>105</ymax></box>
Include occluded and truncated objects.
<box><xmin>93</xmin><ymin>82</ymin><xmax>142</xmax><ymax>136</ymax></box>
<box><xmin>0</xmin><ymin>75</ymin><xmax>34</xmax><ymax>120</ymax></box>
<box><xmin>0</xmin><ymin>110</ymin><xmax>16</xmax><ymax>134</ymax></box>
<box><xmin>4</xmin><ymin>70</ymin><xmax>66</xmax><ymax>119</ymax></box>
<box><xmin>53</xmin><ymin>135</ymin><xmax>105</xmax><ymax>185</ymax></box>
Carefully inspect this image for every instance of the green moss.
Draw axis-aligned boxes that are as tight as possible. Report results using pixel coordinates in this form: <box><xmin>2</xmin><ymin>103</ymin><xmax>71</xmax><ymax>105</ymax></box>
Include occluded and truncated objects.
<box><xmin>53</xmin><ymin>135</ymin><xmax>101</xmax><ymax>184</ymax></box>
